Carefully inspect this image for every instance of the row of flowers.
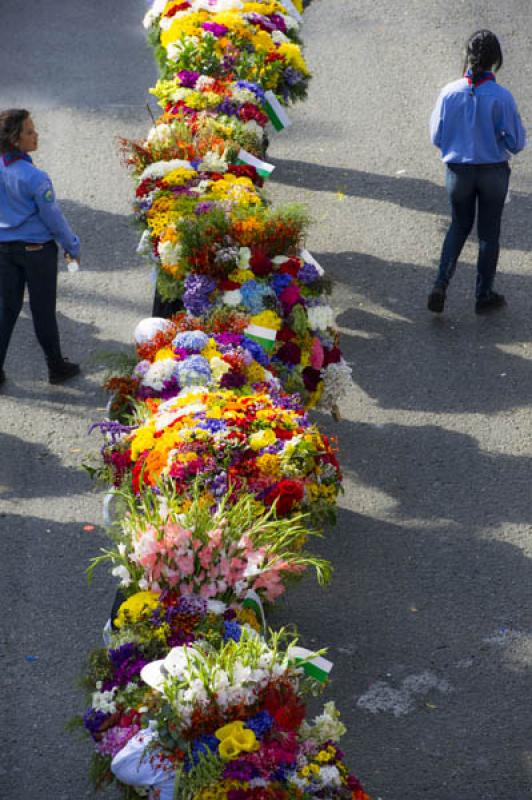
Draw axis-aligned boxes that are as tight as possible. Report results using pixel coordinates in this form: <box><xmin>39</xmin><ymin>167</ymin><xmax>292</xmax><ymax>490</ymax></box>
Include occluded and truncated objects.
<box><xmin>79</xmin><ymin>2</ymin><xmax>371</xmax><ymax>799</ymax></box>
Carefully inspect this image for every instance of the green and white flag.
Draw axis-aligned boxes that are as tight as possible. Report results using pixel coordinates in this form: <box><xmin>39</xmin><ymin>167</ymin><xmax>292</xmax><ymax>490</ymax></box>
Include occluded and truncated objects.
<box><xmin>244</xmin><ymin>324</ymin><xmax>277</xmax><ymax>353</ymax></box>
<box><xmin>288</xmin><ymin>646</ymin><xmax>333</xmax><ymax>683</ymax></box>
<box><xmin>299</xmin><ymin>248</ymin><xmax>325</xmax><ymax>276</ymax></box>
<box><xmin>236</xmin><ymin>148</ymin><xmax>275</xmax><ymax>179</ymax></box>
<box><xmin>264</xmin><ymin>90</ymin><xmax>292</xmax><ymax>132</ymax></box>
<box><xmin>279</xmin><ymin>0</ymin><xmax>303</xmax><ymax>23</ymax></box>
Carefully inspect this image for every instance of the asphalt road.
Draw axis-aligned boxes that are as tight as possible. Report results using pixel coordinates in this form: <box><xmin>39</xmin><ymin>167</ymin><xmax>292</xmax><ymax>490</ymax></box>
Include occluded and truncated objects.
<box><xmin>1</xmin><ymin>1</ymin><xmax>532</xmax><ymax>798</ymax></box>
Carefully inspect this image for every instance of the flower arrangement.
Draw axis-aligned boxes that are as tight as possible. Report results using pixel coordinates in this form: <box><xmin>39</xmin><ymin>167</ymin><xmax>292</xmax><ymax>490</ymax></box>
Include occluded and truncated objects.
<box><xmin>90</xmin><ymin>487</ymin><xmax>331</xmax><ymax>601</ymax></box>
<box><xmin>95</xmin><ymin>386</ymin><xmax>342</xmax><ymax>526</ymax></box>
<box><xmin>143</xmin><ymin>0</ymin><xmax>310</xmax><ymax>105</ymax></box>
<box><xmin>78</xmin><ymin>2</ymin><xmax>374</xmax><ymax>799</ymax></box>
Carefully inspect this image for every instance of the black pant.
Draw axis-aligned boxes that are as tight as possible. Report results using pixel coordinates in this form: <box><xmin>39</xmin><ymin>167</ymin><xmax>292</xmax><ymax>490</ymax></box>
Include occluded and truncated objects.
<box><xmin>152</xmin><ymin>286</ymin><xmax>184</xmax><ymax>319</ymax></box>
<box><xmin>0</xmin><ymin>240</ymin><xmax>62</xmax><ymax>369</ymax></box>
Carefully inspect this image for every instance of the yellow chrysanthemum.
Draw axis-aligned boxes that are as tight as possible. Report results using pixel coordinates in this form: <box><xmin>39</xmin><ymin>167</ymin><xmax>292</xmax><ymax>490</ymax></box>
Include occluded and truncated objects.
<box><xmin>160</xmin><ymin>14</ymin><xmax>204</xmax><ymax>47</ymax></box>
<box><xmin>114</xmin><ymin>591</ymin><xmax>160</xmax><ymax>628</ymax></box>
<box><xmin>130</xmin><ymin>425</ymin><xmax>156</xmax><ymax>461</ymax></box>
<box><xmin>249</xmin><ymin>429</ymin><xmax>277</xmax><ymax>450</ymax></box>
<box><xmin>154</xmin><ymin>347</ymin><xmax>175</xmax><ymax>362</ymax></box>
<box><xmin>162</xmin><ymin>167</ymin><xmax>197</xmax><ymax>187</ymax></box>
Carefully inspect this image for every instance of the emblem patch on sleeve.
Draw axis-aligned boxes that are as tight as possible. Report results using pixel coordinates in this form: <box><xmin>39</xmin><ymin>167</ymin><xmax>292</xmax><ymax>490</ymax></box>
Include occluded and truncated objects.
<box><xmin>42</xmin><ymin>187</ymin><xmax>55</xmax><ymax>203</ymax></box>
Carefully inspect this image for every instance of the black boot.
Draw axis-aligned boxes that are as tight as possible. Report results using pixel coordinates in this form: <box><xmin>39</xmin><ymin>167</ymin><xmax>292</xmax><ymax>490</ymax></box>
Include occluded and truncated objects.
<box><xmin>48</xmin><ymin>357</ymin><xmax>80</xmax><ymax>384</ymax></box>
<box><xmin>428</xmin><ymin>287</ymin><xmax>446</xmax><ymax>313</ymax></box>
<box><xmin>475</xmin><ymin>291</ymin><xmax>506</xmax><ymax>314</ymax></box>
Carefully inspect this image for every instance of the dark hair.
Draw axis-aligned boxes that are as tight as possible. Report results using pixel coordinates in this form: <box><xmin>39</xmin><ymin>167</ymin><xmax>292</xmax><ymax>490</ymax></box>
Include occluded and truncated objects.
<box><xmin>464</xmin><ymin>30</ymin><xmax>503</xmax><ymax>86</ymax></box>
<box><xmin>0</xmin><ymin>108</ymin><xmax>29</xmax><ymax>153</ymax></box>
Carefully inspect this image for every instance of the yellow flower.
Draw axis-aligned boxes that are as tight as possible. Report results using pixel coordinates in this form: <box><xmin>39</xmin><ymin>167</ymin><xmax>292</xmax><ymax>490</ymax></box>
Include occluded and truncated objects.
<box><xmin>160</xmin><ymin>14</ymin><xmax>204</xmax><ymax>47</ymax></box>
<box><xmin>236</xmin><ymin>607</ymin><xmax>261</xmax><ymax>631</ymax></box>
<box><xmin>130</xmin><ymin>425</ymin><xmax>156</xmax><ymax>461</ymax></box>
<box><xmin>249</xmin><ymin>428</ymin><xmax>277</xmax><ymax>450</ymax></box>
<box><xmin>215</xmin><ymin>721</ymin><xmax>259</xmax><ymax>760</ymax></box>
<box><xmin>245</xmin><ymin>362</ymin><xmax>265</xmax><ymax>384</ymax></box>
<box><xmin>250</xmin><ymin>310</ymin><xmax>282</xmax><ymax>331</ymax></box>
<box><xmin>201</xmin><ymin>338</ymin><xmax>221</xmax><ymax>361</ymax></box>
<box><xmin>154</xmin><ymin>347</ymin><xmax>175</xmax><ymax>362</ymax></box>
<box><xmin>256</xmin><ymin>453</ymin><xmax>281</xmax><ymax>477</ymax></box>
<box><xmin>252</xmin><ymin>29</ymin><xmax>275</xmax><ymax>52</ymax></box>
<box><xmin>210</xmin><ymin>356</ymin><xmax>231</xmax><ymax>382</ymax></box>
<box><xmin>162</xmin><ymin>167</ymin><xmax>197</xmax><ymax>187</ymax></box>
<box><xmin>114</xmin><ymin>591</ymin><xmax>160</xmax><ymax>628</ymax></box>
<box><xmin>228</xmin><ymin>268</ymin><xmax>254</xmax><ymax>283</ymax></box>
<box><xmin>278</xmin><ymin>42</ymin><xmax>310</xmax><ymax>76</ymax></box>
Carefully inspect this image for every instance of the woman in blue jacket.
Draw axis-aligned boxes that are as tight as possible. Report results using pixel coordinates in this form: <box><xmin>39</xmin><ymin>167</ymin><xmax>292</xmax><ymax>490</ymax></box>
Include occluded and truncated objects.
<box><xmin>0</xmin><ymin>109</ymin><xmax>80</xmax><ymax>384</ymax></box>
<box><xmin>428</xmin><ymin>30</ymin><xmax>527</xmax><ymax>314</ymax></box>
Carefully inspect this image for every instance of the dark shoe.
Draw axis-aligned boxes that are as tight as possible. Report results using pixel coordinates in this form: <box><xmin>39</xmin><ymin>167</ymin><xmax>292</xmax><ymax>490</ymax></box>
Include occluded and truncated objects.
<box><xmin>0</xmin><ymin>369</ymin><xmax>5</xmax><ymax>385</ymax></box>
<box><xmin>428</xmin><ymin>287</ymin><xmax>446</xmax><ymax>313</ymax></box>
<box><xmin>48</xmin><ymin>358</ymin><xmax>80</xmax><ymax>384</ymax></box>
<box><xmin>475</xmin><ymin>291</ymin><xmax>506</xmax><ymax>314</ymax></box>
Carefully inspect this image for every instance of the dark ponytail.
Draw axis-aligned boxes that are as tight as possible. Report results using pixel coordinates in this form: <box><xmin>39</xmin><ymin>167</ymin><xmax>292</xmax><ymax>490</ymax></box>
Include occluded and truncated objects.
<box><xmin>464</xmin><ymin>30</ymin><xmax>503</xmax><ymax>92</ymax></box>
<box><xmin>0</xmin><ymin>109</ymin><xmax>29</xmax><ymax>153</ymax></box>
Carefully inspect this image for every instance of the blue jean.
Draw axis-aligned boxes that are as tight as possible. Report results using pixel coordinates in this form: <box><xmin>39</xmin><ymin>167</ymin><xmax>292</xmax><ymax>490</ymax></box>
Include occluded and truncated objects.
<box><xmin>435</xmin><ymin>162</ymin><xmax>510</xmax><ymax>298</ymax></box>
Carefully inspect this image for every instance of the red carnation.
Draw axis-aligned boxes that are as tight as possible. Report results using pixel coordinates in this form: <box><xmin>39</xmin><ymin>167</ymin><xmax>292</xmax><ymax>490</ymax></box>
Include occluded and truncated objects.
<box><xmin>219</xmin><ymin>279</ymin><xmax>241</xmax><ymax>290</ymax></box>
<box><xmin>277</xmin><ymin>341</ymin><xmax>301</xmax><ymax>365</ymax></box>
<box><xmin>279</xmin><ymin>284</ymin><xmax>301</xmax><ymax>311</ymax></box>
<box><xmin>265</xmin><ymin>52</ymin><xmax>285</xmax><ymax>63</ymax></box>
<box><xmin>239</xmin><ymin>103</ymin><xmax>269</xmax><ymax>128</ymax></box>
<box><xmin>265</xmin><ymin>478</ymin><xmax>304</xmax><ymax>516</ymax></box>
<box><xmin>227</xmin><ymin>163</ymin><xmax>264</xmax><ymax>187</ymax></box>
<box><xmin>250</xmin><ymin>249</ymin><xmax>273</xmax><ymax>277</ymax></box>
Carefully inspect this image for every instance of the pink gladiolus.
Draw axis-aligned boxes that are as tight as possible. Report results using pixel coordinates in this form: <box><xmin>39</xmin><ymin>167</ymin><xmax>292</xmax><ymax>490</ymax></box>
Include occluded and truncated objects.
<box><xmin>310</xmin><ymin>338</ymin><xmax>325</xmax><ymax>369</ymax></box>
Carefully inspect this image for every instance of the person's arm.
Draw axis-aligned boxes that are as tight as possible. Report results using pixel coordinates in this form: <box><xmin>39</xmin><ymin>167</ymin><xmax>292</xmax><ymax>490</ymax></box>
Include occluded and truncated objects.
<box><xmin>429</xmin><ymin>91</ymin><xmax>444</xmax><ymax>148</ymax></box>
<box><xmin>33</xmin><ymin>176</ymin><xmax>80</xmax><ymax>259</ymax></box>
<box><xmin>500</xmin><ymin>95</ymin><xmax>527</xmax><ymax>155</ymax></box>
<box><xmin>111</xmin><ymin>726</ymin><xmax>175</xmax><ymax>790</ymax></box>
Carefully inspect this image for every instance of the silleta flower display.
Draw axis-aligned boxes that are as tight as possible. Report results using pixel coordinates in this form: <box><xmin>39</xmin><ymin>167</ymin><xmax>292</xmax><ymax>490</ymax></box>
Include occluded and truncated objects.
<box><xmin>79</xmin><ymin>2</ymin><xmax>372</xmax><ymax>799</ymax></box>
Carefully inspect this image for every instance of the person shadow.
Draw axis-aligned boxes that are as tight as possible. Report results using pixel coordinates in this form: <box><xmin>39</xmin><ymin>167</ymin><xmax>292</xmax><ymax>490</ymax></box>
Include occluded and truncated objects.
<box><xmin>318</xmin><ymin>249</ymin><xmax>532</xmax><ymax>415</ymax></box>
<box><xmin>272</xmin><ymin>158</ymin><xmax>532</xmax><ymax>252</ymax></box>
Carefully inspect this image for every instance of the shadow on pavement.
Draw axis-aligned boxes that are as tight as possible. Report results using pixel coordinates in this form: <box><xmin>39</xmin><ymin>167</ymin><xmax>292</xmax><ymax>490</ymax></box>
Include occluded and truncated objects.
<box><xmin>270</xmin><ymin>506</ymin><xmax>532</xmax><ymax>797</ymax></box>
<box><xmin>273</xmin><ymin>158</ymin><xmax>532</xmax><ymax>251</ymax></box>
<box><xmin>319</xmin><ymin>250</ymin><xmax>532</xmax><ymax>414</ymax></box>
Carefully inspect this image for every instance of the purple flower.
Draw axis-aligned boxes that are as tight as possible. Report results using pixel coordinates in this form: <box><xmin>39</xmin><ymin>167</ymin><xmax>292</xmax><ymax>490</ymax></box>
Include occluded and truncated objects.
<box><xmin>194</xmin><ymin>201</ymin><xmax>216</xmax><ymax>215</ymax></box>
<box><xmin>245</xmin><ymin>710</ymin><xmax>273</xmax><ymax>738</ymax></box>
<box><xmin>217</xmin><ymin>98</ymin><xmax>239</xmax><ymax>117</ymax></box>
<box><xmin>178</xmin><ymin>70</ymin><xmax>199</xmax><ymax>88</ymax></box>
<box><xmin>235</xmin><ymin>80</ymin><xmax>265</xmax><ymax>101</ymax></box>
<box><xmin>83</xmin><ymin>708</ymin><xmax>109</xmax><ymax>740</ymax></box>
<box><xmin>298</xmin><ymin>261</ymin><xmax>319</xmax><ymax>284</ymax></box>
<box><xmin>183</xmin><ymin>274</ymin><xmax>216</xmax><ymax>317</ymax></box>
<box><xmin>223</xmin><ymin>760</ymin><xmax>257</xmax><ymax>781</ymax></box>
<box><xmin>283</xmin><ymin>67</ymin><xmax>305</xmax><ymax>87</ymax></box>
<box><xmin>215</xmin><ymin>332</ymin><xmax>242</xmax><ymax>348</ymax></box>
<box><xmin>270</xmin><ymin>13</ymin><xmax>287</xmax><ymax>32</ymax></box>
<box><xmin>202</xmin><ymin>21</ymin><xmax>228</xmax><ymax>36</ymax></box>
<box><xmin>220</xmin><ymin>371</ymin><xmax>247</xmax><ymax>389</ymax></box>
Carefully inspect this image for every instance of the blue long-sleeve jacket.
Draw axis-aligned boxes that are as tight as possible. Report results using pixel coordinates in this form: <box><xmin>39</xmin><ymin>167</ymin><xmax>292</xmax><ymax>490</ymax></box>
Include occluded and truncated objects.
<box><xmin>0</xmin><ymin>153</ymin><xmax>80</xmax><ymax>257</ymax></box>
<box><xmin>430</xmin><ymin>76</ymin><xmax>527</xmax><ymax>164</ymax></box>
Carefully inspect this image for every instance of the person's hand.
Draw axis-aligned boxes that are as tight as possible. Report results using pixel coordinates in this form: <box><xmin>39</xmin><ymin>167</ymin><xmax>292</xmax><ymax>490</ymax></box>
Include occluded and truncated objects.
<box><xmin>64</xmin><ymin>251</ymin><xmax>81</xmax><ymax>266</ymax></box>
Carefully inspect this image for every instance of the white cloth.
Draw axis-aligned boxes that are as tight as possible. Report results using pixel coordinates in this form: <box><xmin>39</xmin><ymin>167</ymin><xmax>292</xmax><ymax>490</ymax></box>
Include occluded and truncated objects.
<box><xmin>111</xmin><ymin>727</ymin><xmax>175</xmax><ymax>800</ymax></box>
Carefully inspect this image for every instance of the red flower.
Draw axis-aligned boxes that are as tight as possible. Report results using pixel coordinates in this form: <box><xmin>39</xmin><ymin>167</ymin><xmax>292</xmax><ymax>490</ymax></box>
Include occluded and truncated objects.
<box><xmin>263</xmin><ymin>683</ymin><xmax>306</xmax><ymax>731</ymax></box>
<box><xmin>166</xmin><ymin>2</ymin><xmax>191</xmax><ymax>18</ymax></box>
<box><xmin>265</xmin><ymin>479</ymin><xmax>304</xmax><ymax>516</ymax></box>
<box><xmin>277</xmin><ymin>341</ymin><xmax>301</xmax><ymax>365</ymax></box>
<box><xmin>273</xmin><ymin>427</ymin><xmax>295</xmax><ymax>441</ymax></box>
<box><xmin>302</xmin><ymin>366</ymin><xmax>321</xmax><ymax>392</ymax></box>
<box><xmin>265</xmin><ymin>52</ymin><xmax>285</xmax><ymax>63</ymax></box>
<box><xmin>279</xmin><ymin>284</ymin><xmax>301</xmax><ymax>311</ymax></box>
<box><xmin>279</xmin><ymin>257</ymin><xmax>301</xmax><ymax>277</ymax></box>
<box><xmin>323</xmin><ymin>346</ymin><xmax>342</xmax><ymax>365</ymax></box>
<box><xmin>276</xmin><ymin>326</ymin><xmax>295</xmax><ymax>343</ymax></box>
<box><xmin>219</xmin><ymin>278</ymin><xmax>241</xmax><ymax>290</ymax></box>
<box><xmin>238</xmin><ymin>103</ymin><xmax>269</xmax><ymax>128</ymax></box>
<box><xmin>227</xmin><ymin>163</ymin><xmax>264</xmax><ymax>187</ymax></box>
<box><xmin>250</xmin><ymin>249</ymin><xmax>273</xmax><ymax>277</ymax></box>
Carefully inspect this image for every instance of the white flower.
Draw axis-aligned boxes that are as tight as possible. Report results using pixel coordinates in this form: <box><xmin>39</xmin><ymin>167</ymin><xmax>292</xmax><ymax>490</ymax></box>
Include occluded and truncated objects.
<box><xmin>111</xmin><ymin>565</ymin><xmax>131</xmax><ymax>587</ymax></box>
<box><xmin>138</xmin><ymin>578</ymin><xmax>149</xmax><ymax>591</ymax></box>
<box><xmin>317</xmin><ymin>360</ymin><xmax>354</xmax><ymax>410</ymax></box>
<box><xmin>196</xmin><ymin>75</ymin><xmax>215</xmax><ymax>90</ymax></box>
<box><xmin>232</xmin><ymin>88</ymin><xmax>258</xmax><ymax>105</ymax></box>
<box><xmin>244</xmin><ymin>120</ymin><xmax>264</xmax><ymax>137</ymax></box>
<box><xmin>222</xmin><ymin>289</ymin><xmax>242</xmax><ymax>308</ymax></box>
<box><xmin>142</xmin><ymin>358</ymin><xmax>179</xmax><ymax>391</ymax></box>
<box><xmin>91</xmin><ymin>688</ymin><xmax>117</xmax><ymax>714</ymax></box>
<box><xmin>147</xmin><ymin>123</ymin><xmax>175</xmax><ymax>147</ymax></box>
<box><xmin>271</xmin><ymin>30</ymin><xmax>289</xmax><ymax>44</ymax></box>
<box><xmin>207</xmin><ymin>600</ymin><xmax>226</xmax><ymax>615</ymax></box>
<box><xmin>142</xmin><ymin>0</ymin><xmax>167</xmax><ymax>29</ymax></box>
<box><xmin>138</xmin><ymin>158</ymin><xmax>194</xmax><ymax>183</ymax></box>
<box><xmin>281</xmin><ymin>13</ymin><xmax>299</xmax><ymax>31</ymax></box>
<box><xmin>158</xmin><ymin>238</ymin><xmax>182</xmax><ymax>266</ymax></box>
<box><xmin>118</xmin><ymin>543</ymin><xmax>127</xmax><ymax>557</ymax></box>
<box><xmin>197</xmin><ymin>150</ymin><xmax>228</xmax><ymax>172</ymax></box>
<box><xmin>318</xmin><ymin>765</ymin><xmax>342</xmax><ymax>787</ymax></box>
<box><xmin>307</xmin><ymin>304</ymin><xmax>336</xmax><ymax>331</ymax></box>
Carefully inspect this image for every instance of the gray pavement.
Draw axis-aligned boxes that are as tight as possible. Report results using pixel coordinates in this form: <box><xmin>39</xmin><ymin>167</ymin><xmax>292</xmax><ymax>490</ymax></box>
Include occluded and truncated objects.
<box><xmin>1</xmin><ymin>1</ymin><xmax>532</xmax><ymax>798</ymax></box>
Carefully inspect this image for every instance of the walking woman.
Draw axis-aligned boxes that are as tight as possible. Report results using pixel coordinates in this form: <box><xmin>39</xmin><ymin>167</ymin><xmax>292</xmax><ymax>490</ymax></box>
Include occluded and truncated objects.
<box><xmin>428</xmin><ymin>30</ymin><xmax>527</xmax><ymax>314</ymax></box>
<box><xmin>0</xmin><ymin>109</ymin><xmax>80</xmax><ymax>384</ymax></box>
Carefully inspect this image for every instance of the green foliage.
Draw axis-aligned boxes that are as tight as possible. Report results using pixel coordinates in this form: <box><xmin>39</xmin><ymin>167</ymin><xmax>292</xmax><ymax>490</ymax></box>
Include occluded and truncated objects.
<box><xmin>173</xmin><ymin>749</ymin><xmax>223</xmax><ymax>800</ymax></box>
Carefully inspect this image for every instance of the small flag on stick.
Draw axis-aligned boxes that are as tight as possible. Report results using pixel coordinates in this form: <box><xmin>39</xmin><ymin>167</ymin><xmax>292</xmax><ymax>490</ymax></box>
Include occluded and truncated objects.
<box><xmin>278</xmin><ymin>0</ymin><xmax>303</xmax><ymax>23</ymax></box>
<box><xmin>263</xmin><ymin>90</ymin><xmax>292</xmax><ymax>132</ymax></box>
<box><xmin>288</xmin><ymin>646</ymin><xmax>333</xmax><ymax>683</ymax></box>
<box><xmin>236</xmin><ymin>149</ymin><xmax>275</xmax><ymax>179</ymax></box>
<box><xmin>244</xmin><ymin>324</ymin><xmax>277</xmax><ymax>353</ymax></box>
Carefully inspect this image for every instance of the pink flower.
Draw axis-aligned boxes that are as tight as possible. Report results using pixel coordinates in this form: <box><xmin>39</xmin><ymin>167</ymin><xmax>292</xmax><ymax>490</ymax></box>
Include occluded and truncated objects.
<box><xmin>176</xmin><ymin>553</ymin><xmax>194</xmax><ymax>576</ymax></box>
<box><xmin>310</xmin><ymin>337</ymin><xmax>324</xmax><ymax>369</ymax></box>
